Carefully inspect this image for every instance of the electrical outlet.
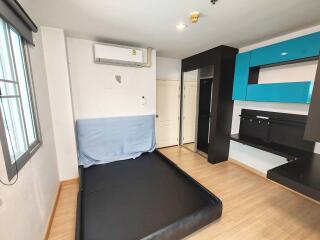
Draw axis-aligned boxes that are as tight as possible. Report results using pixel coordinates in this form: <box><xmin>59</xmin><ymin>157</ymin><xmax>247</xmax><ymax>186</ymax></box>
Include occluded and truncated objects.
<box><xmin>141</xmin><ymin>96</ymin><xmax>146</xmax><ymax>105</ymax></box>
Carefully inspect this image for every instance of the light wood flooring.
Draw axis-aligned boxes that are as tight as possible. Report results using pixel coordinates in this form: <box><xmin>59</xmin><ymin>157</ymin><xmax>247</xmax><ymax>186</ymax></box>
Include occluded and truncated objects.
<box><xmin>47</xmin><ymin>181</ymin><xmax>78</xmax><ymax>240</ymax></box>
<box><xmin>47</xmin><ymin>146</ymin><xmax>320</xmax><ymax>240</ymax></box>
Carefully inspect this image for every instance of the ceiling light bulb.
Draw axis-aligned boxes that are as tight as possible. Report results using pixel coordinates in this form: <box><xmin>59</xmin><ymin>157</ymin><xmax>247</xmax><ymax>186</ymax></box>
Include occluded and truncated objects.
<box><xmin>176</xmin><ymin>23</ymin><xmax>187</xmax><ymax>31</ymax></box>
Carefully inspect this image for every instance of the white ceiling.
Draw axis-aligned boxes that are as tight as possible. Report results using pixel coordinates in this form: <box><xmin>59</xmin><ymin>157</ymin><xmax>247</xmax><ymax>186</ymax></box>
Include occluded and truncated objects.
<box><xmin>21</xmin><ymin>0</ymin><xmax>320</xmax><ymax>58</ymax></box>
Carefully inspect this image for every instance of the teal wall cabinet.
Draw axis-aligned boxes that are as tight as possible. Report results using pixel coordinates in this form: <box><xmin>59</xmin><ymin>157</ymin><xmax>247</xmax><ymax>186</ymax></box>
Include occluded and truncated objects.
<box><xmin>232</xmin><ymin>52</ymin><xmax>251</xmax><ymax>100</ymax></box>
<box><xmin>232</xmin><ymin>32</ymin><xmax>320</xmax><ymax>103</ymax></box>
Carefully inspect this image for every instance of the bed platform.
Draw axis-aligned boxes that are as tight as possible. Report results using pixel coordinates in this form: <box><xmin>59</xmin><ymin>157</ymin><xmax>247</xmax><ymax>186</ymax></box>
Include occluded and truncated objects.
<box><xmin>76</xmin><ymin>150</ymin><xmax>222</xmax><ymax>240</ymax></box>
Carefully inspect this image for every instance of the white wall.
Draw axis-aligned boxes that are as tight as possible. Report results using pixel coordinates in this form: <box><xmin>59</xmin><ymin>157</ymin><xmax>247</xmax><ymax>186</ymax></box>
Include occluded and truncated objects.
<box><xmin>0</xmin><ymin>31</ymin><xmax>60</xmax><ymax>240</ymax></box>
<box><xmin>41</xmin><ymin>27</ymin><xmax>78</xmax><ymax>180</ymax></box>
<box><xmin>67</xmin><ymin>37</ymin><xmax>157</xmax><ymax>119</ymax></box>
<box><xmin>230</xmin><ymin>25</ymin><xmax>320</xmax><ymax>174</ymax></box>
<box><xmin>258</xmin><ymin>60</ymin><xmax>318</xmax><ymax>84</ymax></box>
<box><xmin>156</xmin><ymin>57</ymin><xmax>181</xmax><ymax>81</ymax></box>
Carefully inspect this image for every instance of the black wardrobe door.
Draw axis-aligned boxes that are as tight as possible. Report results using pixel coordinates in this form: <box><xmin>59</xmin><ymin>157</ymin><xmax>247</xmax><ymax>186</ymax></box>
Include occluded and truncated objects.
<box><xmin>304</xmin><ymin>57</ymin><xmax>320</xmax><ymax>142</ymax></box>
<box><xmin>197</xmin><ymin>78</ymin><xmax>213</xmax><ymax>153</ymax></box>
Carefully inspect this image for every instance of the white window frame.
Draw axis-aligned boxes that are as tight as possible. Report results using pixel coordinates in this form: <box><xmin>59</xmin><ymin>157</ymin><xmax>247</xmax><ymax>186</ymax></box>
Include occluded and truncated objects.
<box><xmin>0</xmin><ymin>19</ymin><xmax>41</xmax><ymax>181</ymax></box>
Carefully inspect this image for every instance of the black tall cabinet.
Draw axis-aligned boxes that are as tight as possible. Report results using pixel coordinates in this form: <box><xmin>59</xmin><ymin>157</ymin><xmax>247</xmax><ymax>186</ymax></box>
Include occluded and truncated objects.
<box><xmin>181</xmin><ymin>46</ymin><xmax>238</xmax><ymax>164</ymax></box>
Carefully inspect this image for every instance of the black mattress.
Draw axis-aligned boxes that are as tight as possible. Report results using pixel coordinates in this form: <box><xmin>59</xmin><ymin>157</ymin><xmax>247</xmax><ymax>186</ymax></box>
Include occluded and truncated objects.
<box><xmin>76</xmin><ymin>150</ymin><xmax>222</xmax><ymax>240</ymax></box>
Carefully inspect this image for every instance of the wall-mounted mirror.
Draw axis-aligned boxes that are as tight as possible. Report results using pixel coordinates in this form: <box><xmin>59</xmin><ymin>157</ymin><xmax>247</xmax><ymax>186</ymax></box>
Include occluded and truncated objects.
<box><xmin>181</xmin><ymin>65</ymin><xmax>214</xmax><ymax>156</ymax></box>
<box><xmin>181</xmin><ymin>70</ymin><xmax>199</xmax><ymax>152</ymax></box>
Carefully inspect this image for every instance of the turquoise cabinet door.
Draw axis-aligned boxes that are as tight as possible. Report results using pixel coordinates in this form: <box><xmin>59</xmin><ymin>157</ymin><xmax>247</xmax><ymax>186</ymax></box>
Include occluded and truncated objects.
<box><xmin>250</xmin><ymin>32</ymin><xmax>320</xmax><ymax>67</ymax></box>
<box><xmin>232</xmin><ymin>52</ymin><xmax>251</xmax><ymax>100</ymax></box>
<box><xmin>246</xmin><ymin>82</ymin><xmax>313</xmax><ymax>103</ymax></box>
<box><xmin>232</xmin><ymin>32</ymin><xmax>319</xmax><ymax>103</ymax></box>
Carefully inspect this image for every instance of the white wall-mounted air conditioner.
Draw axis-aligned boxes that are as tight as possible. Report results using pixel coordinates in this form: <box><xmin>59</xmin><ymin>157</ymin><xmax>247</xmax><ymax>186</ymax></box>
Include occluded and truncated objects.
<box><xmin>93</xmin><ymin>43</ymin><xmax>151</xmax><ymax>67</ymax></box>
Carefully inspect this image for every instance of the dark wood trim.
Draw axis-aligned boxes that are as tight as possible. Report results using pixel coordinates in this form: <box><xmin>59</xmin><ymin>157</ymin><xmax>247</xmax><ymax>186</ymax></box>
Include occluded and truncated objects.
<box><xmin>248</xmin><ymin>67</ymin><xmax>260</xmax><ymax>84</ymax></box>
<box><xmin>304</xmin><ymin>56</ymin><xmax>320</xmax><ymax>142</ymax></box>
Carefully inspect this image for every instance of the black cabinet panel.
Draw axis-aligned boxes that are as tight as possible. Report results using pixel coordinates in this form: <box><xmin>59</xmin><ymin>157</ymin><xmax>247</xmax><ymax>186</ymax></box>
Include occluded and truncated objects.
<box><xmin>239</xmin><ymin>109</ymin><xmax>314</xmax><ymax>153</ymax></box>
<box><xmin>304</xmin><ymin>57</ymin><xmax>320</xmax><ymax>142</ymax></box>
<box><xmin>267</xmin><ymin>154</ymin><xmax>320</xmax><ymax>201</ymax></box>
<box><xmin>199</xmin><ymin>65</ymin><xmax>214</xmax><ymax>79</ymax></box>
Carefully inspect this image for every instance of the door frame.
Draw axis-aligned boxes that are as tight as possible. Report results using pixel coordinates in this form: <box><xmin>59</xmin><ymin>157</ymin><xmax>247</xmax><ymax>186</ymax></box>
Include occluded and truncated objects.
<box><xmin>156</xmin><ymin>79</ymin><xmax>181</xmax><ymax>148</ymax></box>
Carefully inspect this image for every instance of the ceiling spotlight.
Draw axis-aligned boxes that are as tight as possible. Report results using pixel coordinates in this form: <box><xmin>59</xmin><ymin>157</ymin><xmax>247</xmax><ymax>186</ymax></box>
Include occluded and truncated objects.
<box><xmin>190</xmin><ymin>11</ymin><xmax>200</xmax><ymax>23</ymax></box>
<box><xmin>176</xmin><ymin>23</ymin><xmax>187</xmax><ymax>31</ymax></box>
<box><xmin>211</xmin><ymin>0</ymin><xmax>218</xmax><ymax>4</ymax></box>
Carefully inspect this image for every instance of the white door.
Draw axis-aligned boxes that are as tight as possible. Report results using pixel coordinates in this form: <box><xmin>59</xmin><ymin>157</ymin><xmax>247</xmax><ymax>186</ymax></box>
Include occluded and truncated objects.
<box><xmin>182</xmin><ymin>81</ymin><xmax>198</xmax><ymax>144</ymax></box>
<box><xmin>156</xmin><ymin>80</ymin><xmax>180</xmax><ymax>148</ymax></box>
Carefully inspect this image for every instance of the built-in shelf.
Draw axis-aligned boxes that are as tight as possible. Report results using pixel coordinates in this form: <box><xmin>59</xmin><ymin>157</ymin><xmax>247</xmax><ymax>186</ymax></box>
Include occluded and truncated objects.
<box><xmin>267</xmin><ymin>154</ymin><xmax>320</xmax><ymax>202</ymax></box>
<box><xmin>230</xmin><ymin>133</ymin><xmax>312</xmax><ymax>161</ymax></box>
<box><xmin>230</xmin><ymin>109</ymin><xmax>320</xmax><ymax>202</ymax></box>
<box><xmin>230</xmin><ymin>133</ymin><xmax>320</xmax><ymax>202</ymax></box>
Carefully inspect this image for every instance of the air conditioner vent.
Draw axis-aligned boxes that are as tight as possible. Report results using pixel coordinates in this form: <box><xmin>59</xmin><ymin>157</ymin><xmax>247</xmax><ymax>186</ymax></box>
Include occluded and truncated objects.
<box><xmin>94</xmin><ymin>43</ymin><xmax>151</xmax><ymax>67</ymax></box>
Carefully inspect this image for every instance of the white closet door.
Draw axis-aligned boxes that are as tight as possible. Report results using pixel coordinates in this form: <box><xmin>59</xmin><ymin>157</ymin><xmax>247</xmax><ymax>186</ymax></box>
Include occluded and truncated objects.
<box><xmin>182</xmin><ymin>81</ymin><xmax>198</xmax><ymax>144</ymax></box>
<box><xmin>156</xmin><ymin>80</ymin><xmax>180</xmax><ymax>148</ymax></box>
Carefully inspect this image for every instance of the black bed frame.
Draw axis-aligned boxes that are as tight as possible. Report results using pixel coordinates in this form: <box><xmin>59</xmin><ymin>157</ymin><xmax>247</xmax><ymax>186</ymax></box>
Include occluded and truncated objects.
<box><xmin>76</xmin><ymin>150</ymin><xmax>222</xmax><ymax>240</ymax></box>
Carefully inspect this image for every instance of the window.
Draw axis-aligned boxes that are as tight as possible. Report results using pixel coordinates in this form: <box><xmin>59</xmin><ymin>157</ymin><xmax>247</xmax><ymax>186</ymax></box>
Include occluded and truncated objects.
<box><xmin>0</xmin><ymin>18</ymin><xmax>40</xmax><ymax>180</ymax></box>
